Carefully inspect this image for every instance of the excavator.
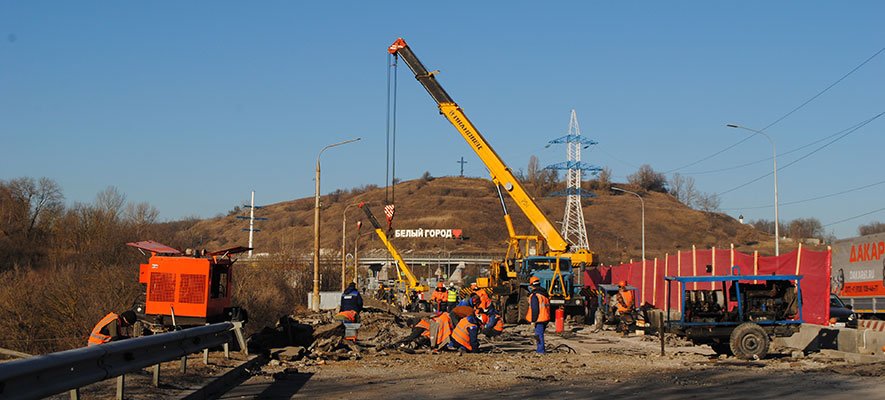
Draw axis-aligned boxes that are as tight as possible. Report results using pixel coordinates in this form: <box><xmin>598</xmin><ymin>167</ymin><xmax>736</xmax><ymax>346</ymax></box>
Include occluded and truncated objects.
<box><xmin>359</xmin><ymin>202</ymin><xmax>431</xmax><ymax>311</ymax></box>
<box><xmin>388</xmin><ymin>38</ymin><xmax>594</xmax><ymax>323</ymax></box>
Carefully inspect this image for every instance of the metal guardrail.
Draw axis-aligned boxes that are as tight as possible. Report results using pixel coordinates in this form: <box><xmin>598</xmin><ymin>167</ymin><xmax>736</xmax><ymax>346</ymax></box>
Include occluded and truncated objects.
<box><xmin>0</xmin><ymin>322</ymin><xmax>236</xmax><ymax>400</ymax></box>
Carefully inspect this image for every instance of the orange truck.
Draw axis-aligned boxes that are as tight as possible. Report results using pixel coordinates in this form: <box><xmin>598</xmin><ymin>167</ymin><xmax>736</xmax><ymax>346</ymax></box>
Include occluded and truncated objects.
<box><xmin>128</xmin><ymin>240</ymin><xmax>249</xmax><ymax>331</ymax></box>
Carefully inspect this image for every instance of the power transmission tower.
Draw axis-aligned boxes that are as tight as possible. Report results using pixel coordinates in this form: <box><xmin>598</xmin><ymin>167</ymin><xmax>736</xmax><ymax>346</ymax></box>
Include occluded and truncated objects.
<box><xmin>545</xmin><ymin>110</ymin><xmax>601</xmax><ymax>251</ymax></box>
<box><xmin>236</xmin><ymin>190</ymin><xmax>268</xmax><ymax>257</ymax></box>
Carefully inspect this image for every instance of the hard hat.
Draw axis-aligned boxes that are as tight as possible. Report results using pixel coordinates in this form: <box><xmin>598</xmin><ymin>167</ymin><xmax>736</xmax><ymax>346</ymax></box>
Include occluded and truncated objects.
<box><xmin>618</xmin><ymin>280</ymin><xmax>627</xmax><ymax>287</ymax></box>
<box><xmin>529</xmin><ymin>276</ymin><xmax>540</xmax><ymax>285</ymax></box>
<box><xmin>437</xmin><ymin>282</ymin><xmax>444</xmax><ymax>288</ymax></box>
<box><xmin>470</xmin><ymin>282</ymin><xmax>478</xmax><ymax>289</ymax></box>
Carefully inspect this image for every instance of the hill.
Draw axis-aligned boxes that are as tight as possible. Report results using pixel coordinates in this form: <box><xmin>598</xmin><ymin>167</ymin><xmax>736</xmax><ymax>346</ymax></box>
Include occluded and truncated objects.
<box><xmin>183</xmin><ymin>176</ymin><xmax>780</xmax><ymax>264</ymax></box>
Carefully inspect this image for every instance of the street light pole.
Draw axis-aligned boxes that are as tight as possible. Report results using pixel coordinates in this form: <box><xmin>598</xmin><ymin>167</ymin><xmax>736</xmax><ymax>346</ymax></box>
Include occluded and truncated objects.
<box><xmin>612</xmin><ymin>187</ymin><xmax>645</xmax><ymax>262</ymax></box>
<box><xmin>726</xmin><ymin>124</ymin><xmax>779</xmax><ymax>256</ymax></box>
<box><xmin>313</xmin><ymin>137</ymin><xmax>361</xmax><ymax>312</ymax></box>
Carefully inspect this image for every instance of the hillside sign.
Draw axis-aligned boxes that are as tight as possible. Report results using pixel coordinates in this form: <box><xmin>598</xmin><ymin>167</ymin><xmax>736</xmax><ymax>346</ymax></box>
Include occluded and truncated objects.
<box><xmin>394</xmin><ymin>228</ymin><xmax>463</xmax><ymax>239</ymax></box>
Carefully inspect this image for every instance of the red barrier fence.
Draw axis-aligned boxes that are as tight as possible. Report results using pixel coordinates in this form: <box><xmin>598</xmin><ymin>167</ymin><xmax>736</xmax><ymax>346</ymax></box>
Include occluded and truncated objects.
<box><xmin>584</xmin><ymin>245</ymin><xmax>832</xmax><ymax>325</ymax></box>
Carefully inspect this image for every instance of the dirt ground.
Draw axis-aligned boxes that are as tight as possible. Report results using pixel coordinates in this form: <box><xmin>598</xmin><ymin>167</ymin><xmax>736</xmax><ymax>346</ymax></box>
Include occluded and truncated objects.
<box><xmin>220</xmin><ymin>323</ymin><xmax>885</xmax><ymax>400</ymax></box>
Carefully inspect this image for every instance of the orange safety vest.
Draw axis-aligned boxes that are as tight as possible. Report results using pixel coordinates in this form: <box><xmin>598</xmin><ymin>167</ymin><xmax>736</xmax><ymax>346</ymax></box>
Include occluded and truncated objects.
<box><xmin>88</xmin><ymin>312</ymin><xmax>119</xmax><ymax>346</ymax></box>
<box><xmin>432</xmin><ymin>313</ymin><xmax>454</xmax><ymax>346</ymax></box>
<box><xmin>335</xmin><ymin>310</ymin><xmax>358</xmax><ymax>322</ymax></box>
<box><xmin>617</xmin><ymin>290</ymin><xmax>635</xmax><ymax>313</ymax></box>
<box><xmin>451</xmin><ymin>317</ymin><xmax>478</xmax><ymax>351</ymax></box>
<box><xmin>474</xmin><ymin>289</ymin><xmax>492</xmax><ymax>309</ymax></box>
<box><xmin>478</xmin><ymin>313</ymin><xmax>504</xmax><ymax>332</ymax></box>
<box><xmin>526</xmin><ymin>292</ymin><xmax>551</xmax><ymax>323</ymax></box>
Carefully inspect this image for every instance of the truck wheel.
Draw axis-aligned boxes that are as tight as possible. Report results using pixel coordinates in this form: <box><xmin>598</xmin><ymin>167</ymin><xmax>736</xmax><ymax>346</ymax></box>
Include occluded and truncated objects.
<box><xmin>729</xmin><ymin>322</ymin><xmax>769</xmax><ymax>360</ymax></box>
<box><xmin>504</xmin><ymin>302</ymin><xmax>520</xmax><ymax>324</ymax></box>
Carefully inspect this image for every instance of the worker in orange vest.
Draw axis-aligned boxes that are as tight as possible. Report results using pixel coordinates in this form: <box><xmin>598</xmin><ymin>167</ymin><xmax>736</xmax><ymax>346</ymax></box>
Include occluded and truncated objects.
<box><xmin>471</xmin><ymin>283</ymin><xmax>492</xmax><ymax>310</ymax></box>
<box><xmin>449</xmin><ymin>314</ymin><xmax>480</xmax><ymax>353</ymax></box>
<box><xmin>87</xmin><ymin>310</ymin><xmax>137</xmax><ymax>346</ymax></box>
<box><xmin>477</xmin><ymin>306</ymin><xmax>504</xmax><ymax>337</ymax></box>
<box><xmin>526</xmin><ymin>276</ymin><xmax>550</xmax><ymax>354</ymax></box>
<box><xmin>398</xmin><ymin>311</ymin><xmax>454</xmax><ymax>350</ymax></box>
<box><xmin>616</xmin><ymin>280</ymin><xmax>635</xmax><ymax>336</ymax></box>
<box><xmin>431</xmin><ymin>281</ymin><xmax>448</xmax><ymax>312</ymax></box>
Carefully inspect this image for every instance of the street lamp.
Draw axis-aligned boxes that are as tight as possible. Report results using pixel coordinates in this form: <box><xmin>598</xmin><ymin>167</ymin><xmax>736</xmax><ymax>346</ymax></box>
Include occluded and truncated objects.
<box><xmin>612</xmin><ymin>187</ymin><xmax>645</xmax><ymax>262</ymax></box>
<box><xmin>313</xmin><ymin>137</ymin><xmax>361</xmax><ymax>312</ymax></box>
<box><xmin>726</xmin><ymin>124</ymin><xmax>779</xmax><ymax>256</ymax></box>
<box><xmin>341</xmin><ymin>203</ymin><xmax>359</xmax><ymax>292</ymax></box>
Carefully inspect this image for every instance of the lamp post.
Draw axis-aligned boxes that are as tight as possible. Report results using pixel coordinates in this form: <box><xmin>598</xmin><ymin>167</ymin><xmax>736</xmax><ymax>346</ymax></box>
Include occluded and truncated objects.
<box><xmin>612</xmin><ymin>187</ymin><xmax>645</xmax><ymax>262</ymax></box>
<box><xmin>726</xmin><ymin>124</ymin><xmax>779</xmax><ymax>256</ymax></box>
<box><xmin>313</xmin><ymin>137</ymin><xmax>361</xmax><ymax>312</ymax></box>
<box><xmin>341</xmin><ymin>203</ymin><xmax>359</xmax><ymax>292</ymax></box>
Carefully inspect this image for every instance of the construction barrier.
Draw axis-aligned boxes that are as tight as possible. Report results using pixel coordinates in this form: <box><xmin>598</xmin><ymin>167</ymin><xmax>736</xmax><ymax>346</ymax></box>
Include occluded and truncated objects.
<box><xmin>585</xmin><ymin>244</ymin><xmax>832</xmax><ymax>325</ymax></box>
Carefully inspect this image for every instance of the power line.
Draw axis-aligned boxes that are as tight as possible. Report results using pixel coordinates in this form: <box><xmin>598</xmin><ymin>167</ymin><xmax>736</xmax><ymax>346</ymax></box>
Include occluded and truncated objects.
<box><xmin>666</xmin><ymin>44</ymin><xmax>885</xmax><ymax>174</ymax></box>
<box><xmin>717</xmin><ymin>111</ymin><xmax>884</xmax><ymax>196</ymax></box>
<box><xmin>823</xmin><ymin>206</ymin><xmax>885</xmax><ymax>228</ymax></box>
<box><xmin>722</xmin><ymin>178</ymin><xmax>885</xmax><ymax>211</ymax></box>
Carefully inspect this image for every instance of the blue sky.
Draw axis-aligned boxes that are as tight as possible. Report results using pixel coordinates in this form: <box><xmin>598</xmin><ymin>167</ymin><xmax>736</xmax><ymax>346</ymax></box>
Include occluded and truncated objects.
<box><xmin>1</xmin><ymin>2</ymin><xmax>883</xmax><ymax>239</ymax></box>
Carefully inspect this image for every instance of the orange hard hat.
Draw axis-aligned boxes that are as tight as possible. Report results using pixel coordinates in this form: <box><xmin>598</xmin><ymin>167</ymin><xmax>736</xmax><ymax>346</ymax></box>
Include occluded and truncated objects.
<box><xmin>618</xmin><ymin>280</ymin><xmax>627</xmax><ymax>287</ymax></box>
<box><xmin>470</xmin><ymin>282</ymin><xmax>478</xmax><ymax>288</ymax></box>
<box><xmin>437</xmin><ymin>282</ymin><xmax>444</xmax><ymax>288</ymax></box>
<box><xmin>529</xmin><ymin>276</ymin><xmax>540</xmax><ymax>285</ymax></box>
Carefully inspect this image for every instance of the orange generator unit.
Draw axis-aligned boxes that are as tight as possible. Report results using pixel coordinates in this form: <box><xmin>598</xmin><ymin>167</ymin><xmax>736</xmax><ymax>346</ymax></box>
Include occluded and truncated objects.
<box><xmin>127</xmin><ymin>240</ymin><xmax>249</xmax><ymax>330</ymax></box>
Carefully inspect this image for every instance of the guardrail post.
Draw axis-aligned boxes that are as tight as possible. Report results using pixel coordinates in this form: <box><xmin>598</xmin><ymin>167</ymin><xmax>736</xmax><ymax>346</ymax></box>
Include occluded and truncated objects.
<box><xmin>203</xmin><ymin>348</ymin><xmax>209</xmax><ymax>365</ymax></box>
<box><xmin>180</xmin><ymin>355</ymin><xmax>187</xmax><ymax>374</ymax></box>
<box><xmin>223</xmin><ymin>342</ymin><xmax>230</xmax><ymax>359</ymax></box>
<box><xmin>115</xmin><ymin>375</ymin><xmax>124</xmax><ymax>400</ymax></box>
<box><xmin>69</xmin><ymin>388</ymin><xmax>80</xmax><ymax>400</ymax></box>
<box><xmin>153</xmin><ymin>363</ymin><xmax>161</xmax><ymax>387</ymax></box>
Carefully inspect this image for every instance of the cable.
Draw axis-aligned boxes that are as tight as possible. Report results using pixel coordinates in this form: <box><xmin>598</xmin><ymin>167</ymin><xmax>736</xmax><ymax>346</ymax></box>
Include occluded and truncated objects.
<box><xmin>666</xmin><ymin>44</ymin><xmax>885</xmax><ymax>174</ymax></box>
<box><xmin>385</xmin><ymin>53</ymin><xmax>392</xmax><ymax>205</ymax></box>
<box><xmin>722</xmin><ymin>178</ymin><xmax>885</xmax><ymax>211</ymax></box>
<box><xmin>717</xmin><ymin>111</ymin><xmax>884</xmax><ymax>196</ymax></box>
<box><xmin>823</xmin><ymin>206</ymin><xmax>885</xmax><ymax>228</ymax></box>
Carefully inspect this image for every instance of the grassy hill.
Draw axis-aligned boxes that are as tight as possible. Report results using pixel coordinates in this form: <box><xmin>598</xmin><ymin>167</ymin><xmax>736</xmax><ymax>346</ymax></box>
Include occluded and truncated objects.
<box><xmin>183</xmin><ymin>176</ymin><xmax>782</xmax><ymax>264</ymax></box>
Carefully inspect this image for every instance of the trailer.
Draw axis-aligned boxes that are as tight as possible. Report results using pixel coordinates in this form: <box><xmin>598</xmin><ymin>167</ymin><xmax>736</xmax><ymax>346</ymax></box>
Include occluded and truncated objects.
<box><xmin>665</xmin><ymin>267</ymin><xmax>803</xmax><ymax>359</ymax></box>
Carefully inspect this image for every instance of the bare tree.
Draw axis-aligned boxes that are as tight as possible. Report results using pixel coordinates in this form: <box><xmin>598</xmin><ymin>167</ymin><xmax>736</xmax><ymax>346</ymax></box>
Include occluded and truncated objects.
<box><xmin>669</xmin><ymin>173</ymin><xmax>697</xmax><ymax>207</ymax></box>
<box><xmin>592</xmin><ymin>167</ymin><xmax>612</xmax><ymax>192</ymax></box>
<box><xmin>695</xmin><ymin>192</ymin><xmax>721</xmax><ymax>212</ymax></box>
<box><xmin>526</xmin><ymin>155</ymin><xmax>541</xmax><ymax>184</ymax></box>
<box><xmin>95</xmin><ymin>186</ymin><xmax>126</xmax><ymax>220</ymax></box>
<box><xmin>858</xmin><ymin>221</ymin><xmax>885</xmax><ymax>236</ymax></box>
<box><xmin>788</xmin><ymin>218</ymin><xmax>823</xmax><ymax>239</ymax></box>
<box><xmin>627</xmin><ymin>164</ymin><xmax>667</xmax><ymax>193</ymax></box>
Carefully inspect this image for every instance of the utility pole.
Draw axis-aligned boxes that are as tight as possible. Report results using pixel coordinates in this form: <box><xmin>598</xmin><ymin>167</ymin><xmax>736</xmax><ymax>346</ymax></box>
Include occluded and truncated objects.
<box><xmin>457</xmin><ymin>156</ymin><xmax>467</xmax><ymax>177</ymax></box>
<box><xmin>236</xmin><ymin>190</ymin><xmax>267</xmax><ymax>257</ymax></box>
<box><xmin>545</xmin><ymin>109</ymin><xmax>601</xmax><ymax>251</ymax></box>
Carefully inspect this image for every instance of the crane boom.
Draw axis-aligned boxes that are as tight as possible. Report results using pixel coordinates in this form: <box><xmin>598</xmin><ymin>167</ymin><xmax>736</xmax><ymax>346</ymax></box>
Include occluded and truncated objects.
<box><xmin>358</xmin><ymin>202</ymin><xmax>428</xmax><ymax>292</ymax></box>
<box><xmin>389</xmin><ymin>38</ymin><xmax>591</xmax><ymax>264</ymax></box>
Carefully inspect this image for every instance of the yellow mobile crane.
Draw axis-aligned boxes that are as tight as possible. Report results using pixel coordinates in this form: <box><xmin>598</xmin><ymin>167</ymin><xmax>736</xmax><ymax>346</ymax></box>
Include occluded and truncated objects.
<box><xmin>359</xmin><ymin>202</ymin><xmax>430</xmax><ymax>311</ymax></box>
<box><xmin>388</xmin><ymin>38</ymin><xmax>593</xmax><ymax>322</ymax></box>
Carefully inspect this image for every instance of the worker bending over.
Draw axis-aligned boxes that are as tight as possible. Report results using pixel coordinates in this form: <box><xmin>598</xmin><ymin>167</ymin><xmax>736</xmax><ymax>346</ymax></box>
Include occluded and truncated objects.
<box><xmin>88</xmin><ymin>310</ymin><xmax>137</xmax><ymax>346</ymax></box>
<box><xmin>471</xmin><ymin>282</ymin><xmax>492</xmax><ymax>309</ymax></box>
<box><xmin>526</xmin><ymin>276</ymin><xmax>550</xmax><ymax>354</ymax></box>
<box><xmin>477</xmin><ymin>305</ymin><xmax>504</xmax><ymax>337</ymax></box>
<box><xmin>397</xmin><ymin>311</ymin><xmax>454</xmax><ymax>350</ymax></box>
<box><xmin>335</xmin><ymin>282</ymin><xmax>364</xmax><ymax>323</ymax></box>
<box><xmin>616</xmin><ymin>280</ymin><xmax>635</xmax><ymax>336</ymax></box>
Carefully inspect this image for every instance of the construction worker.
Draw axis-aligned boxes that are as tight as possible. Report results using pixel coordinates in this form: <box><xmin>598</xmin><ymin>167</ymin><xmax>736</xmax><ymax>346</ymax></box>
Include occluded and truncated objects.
<box><xmin>334</xmin><ymin>282</ymin><xmax>363</xmax><ymax>323</ymax></box>
<box><xmin>616</xmin><ymin>280</ymin><xmax>635</xmax><ymax>336</ymax></box>
<box><xmin>446</xmin><ymin>283</ymin><xmax>459</xmax><ymax>311</ymax></box>
<box><xmin>449</xmin><ymin>313</ymin><xmax>481</xmax><ymax>353</ymax></box>
<box><xmin>88</xmin><ymin>310</ymin><xmax>137</xmax><ymax>346</ymax></box>
<box><xmin>526</xmin><ymin>276</ymin><xmax>550</xmax><ymax>354</ymax></box>
<box><xmin>399</xmin><ymin>311</ymin><xmax>455</xmax><ymax>350</ymax></box>
<box><xmin>431</xmin><ymin>281</ymin><xmax>448</xmax><ymax>312</ymax></box>
<box><xmin>477</xmin><ymin>306</ymin><xmax>504</xmax><ymax>337</ymax></box>
<box><xmin>471</xmin><ymin>283</ymin><xmax>492</xmax><ymax>309</ymax></box>
<box><xmin>457</xmin><ymin>293</ymin><xmax>480</xmax><ymax>308</ymax></box>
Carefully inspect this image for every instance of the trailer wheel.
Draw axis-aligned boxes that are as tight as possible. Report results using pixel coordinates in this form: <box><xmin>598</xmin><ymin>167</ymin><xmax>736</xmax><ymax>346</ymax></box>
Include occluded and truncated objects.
<box><xmin>729</xmin><ymin>322</ymin><xmax>769</xmax><ymax>360</ymax></box>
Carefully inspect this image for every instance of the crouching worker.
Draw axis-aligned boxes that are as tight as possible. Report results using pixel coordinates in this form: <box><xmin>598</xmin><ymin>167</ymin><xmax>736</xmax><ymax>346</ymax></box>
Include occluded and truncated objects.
<box><xmin>477</xmin><ymin>306</ymin><xmax>504</xmax><ymax>338</ymax></box>
<box><xmin>88</xmin><ymin>310</ymin><xmax>137</xmax><ymax>346</ymax></box>
<box><xmin>448</xmin><ymin>314</ymin><xmax>481</xmax><ymax>353</ymax></box>
<box><xmin>334</xmin><ymin>282</ymin><xmax>363</xmax><ymax>323</ymax></box>
<box><xmin>397</xmin><ymin>312</ymin><xmax>454</xmax><ymax>350</ymax></box>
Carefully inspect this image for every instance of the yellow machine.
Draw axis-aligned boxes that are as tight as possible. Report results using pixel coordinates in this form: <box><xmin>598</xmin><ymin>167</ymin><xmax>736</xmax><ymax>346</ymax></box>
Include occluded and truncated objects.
<box><xmin>359</xmin><ymin>202</ymin><xmax>430</xmax><ymax>310</ymax></box>
<box><xmin>388</xmin><ymin>38</ymin><xmax>594</xmax><ymax>322</ymax></box>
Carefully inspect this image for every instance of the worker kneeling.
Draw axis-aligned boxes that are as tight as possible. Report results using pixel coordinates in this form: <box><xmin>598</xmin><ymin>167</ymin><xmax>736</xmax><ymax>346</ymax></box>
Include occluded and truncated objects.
<box><xmin>448</xmin><ymin>314</ymin><xmax>481</xmax><ymax>353</ymax></box>
<box><xmin>477</xmin><ymin>306</ymin><xmax>504</xmax><ymax>338</ymax></box>
<box><xmin>334</xmin><ymin>282</ymin><xmax>364</xmax><ymax>323</ymax></box>
<box><xmin>88</xmin><ymin>310</ymin><xmax>137</xmax><ymax>346</ymax></box>
<box><xmin>398</xmin><ymin>311</ymin><xmax>454</xmax><ymax>350</ymax></box>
